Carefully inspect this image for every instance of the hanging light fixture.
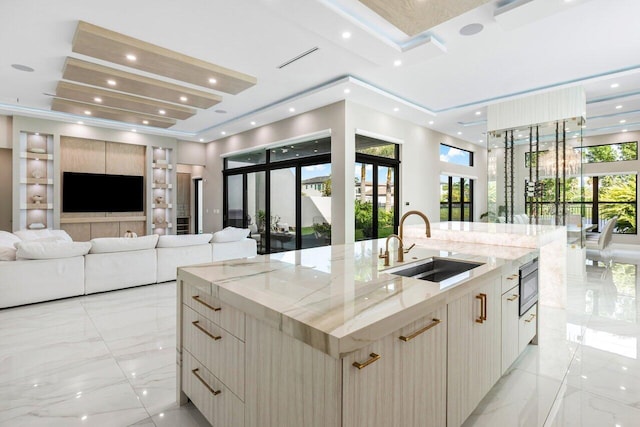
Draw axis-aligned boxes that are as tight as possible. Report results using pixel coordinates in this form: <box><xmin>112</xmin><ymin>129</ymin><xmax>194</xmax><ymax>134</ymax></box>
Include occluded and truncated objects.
<box><xmin>538</xmin><ymin>145</ymin><xmax>581</xmax><ymax>176</ymax></box>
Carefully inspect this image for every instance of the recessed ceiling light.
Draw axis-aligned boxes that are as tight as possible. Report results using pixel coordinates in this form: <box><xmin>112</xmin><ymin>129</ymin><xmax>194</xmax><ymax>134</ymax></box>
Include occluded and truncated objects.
<box><xmin>518</xmin><ymin>134</ymin><xmax>523</xmax><ymax>137</ymax></box>
<box><xmin>622</xmin><ymin>129</ymin><xmax>628</xmax><ymax>133</ymax></box>
<box><xmin>84</xmin><ymin>110</ymin><xmax>91</xmax><ymax>115</ymax></box>
<box><xmin>126</xmin><ymin>54</ymin><xmax>137</xmax><ymax>61</ymax></box>
<box><xmin>393</xmin><ymin>59</ymin><xmax>402</xmax><ymax>67</ymax></box>
<box><xmin>611</xmin><ymin>83</ymin><xmax>619</xmax><ymax>88</ymax></box>
<box><xmin>199</xmin><ymin>138</ymin><xmax>204</xmax><ymax>142</ymax></box>
<box><xmin>221</xmin><ymin>131</ymin><xmax>226</xmax><ymax>135</ymax></box>
<box><xmin>77</xmin><ymin>121</ymin><xmax>83</xmax><ymax>125</ymax></box>
<box><xmin>479</xmin><ymin>139</ymin><xmax>484</xmax><ymax>143</ymax></box>
<box><xmin>344</xmin><ymin>88</ymin><xmax>350</xmax><ymax>94</ymax></box>
<box><xmin>342</xmin><ymin>31</ymin><xmax>351</xmax><ymax>39</ymax></box>
<box><xmin>208</xmin><ymin>78</ymin><xmax>217</xmax><ymax>84</ymax></box>
<box><xmin>94</xmin><ymin>97</ymin><xmax>102</xmax><ymax>103</ymax></box>
<box><xmin>35</xmin><ymin>132</ymin><xmax>39</xmax><ymax>136</ymax></box>
<box><xmin>428</xmin><ymin>120</ymin><xmax>434</xmax><ymax>125</ymax></box>
<box><xmin>180</xmin><ymin>96</ymin><xmax>188</xmax><ymax>102</ymax></box>
<box><xmin>142</xmin><ymin>120</ymin><xmax>149</xmax><ymax>125</ymax></box>
<box><xmin>457</xmin><ymin>131</ymin><xmax>462</xmax><ymax>135</ymax></box>
<box><xmin>393</xmin><ymin>107</ymin><xmax>399</xmax><ymax>112</ymax></box>
<box><xmin>11</xmin><ymin>63</ymin><xmax>34</xmax><ymax>72</ymax></box>
<box><xmin>459</xmin><ymin>23</ymin><xmax>484</xmax><ymax>36</ymax></box>
<box><xmin>107</xmin><ymin>79</ymin><xmax>116</xmax><ymax>86</ymax></box>
<box><xmin>289</xmin><ymin>107</ymin><xmax>295</xmax><ymax>113</ymax></box>
<box><xmin>131</xmin><ymin>129</ymin><xmax>136</xmax><ymax>132</ymax></box>
<box><xmin>475</xmin><ymin>111</ymin><xmax>481</xmax><ymax>116</ymax></box>
<box><xmin>158</xmin><ymin>109</ymin><xmax>166</xmax><ymax>115</ymax></box>
<box><xmin>214</xmin><ymin>109</ymin><xmax>227</xmax><ymax>114</ymax></box>
<box><xmin>620</xmin><ymin>119</ymin><xmax>626</xmax><ymax>123</ymax></box>
<box><xmin>582</xmin><ymin>125</ymin><xmax>586</xmax><ymax>128</ymax></box>
<box><xmin>250</xmin><ymin>121</ymin><xmax>256</xmax><ymax>126</ymax></box>
<box><xmin>615</xmin><ymin>105</ymin><xmax>622</xmax><ymax>109</ymax></box>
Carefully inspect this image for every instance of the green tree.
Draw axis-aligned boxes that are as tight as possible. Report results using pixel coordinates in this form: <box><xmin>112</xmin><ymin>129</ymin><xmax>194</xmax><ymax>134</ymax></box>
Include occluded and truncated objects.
<box><xmin>322</xmin><ymin>178</ymin><xmax>331</xmax><ymax>196</ymax></box>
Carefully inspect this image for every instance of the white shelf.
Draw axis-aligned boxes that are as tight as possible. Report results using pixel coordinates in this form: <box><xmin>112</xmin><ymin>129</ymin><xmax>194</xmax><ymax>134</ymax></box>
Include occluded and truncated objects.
<box><xmin>20</xmin><ymin>152</ymin><xmax>53</xmax><ymax>160</ymax></box>
<box><xmin>21</xmin><ymin>178</ymin><xmax>53</xmax><ymax>185</ymax></box>
<box><xmin>152</xmin><ymin>203</ymin><xmax>172</xmax><ymax>209</ymax></box>
<box><xmin>21</xmin><ymin>203</ymin><xmax>53</xmax><ymax>210</ymax></box>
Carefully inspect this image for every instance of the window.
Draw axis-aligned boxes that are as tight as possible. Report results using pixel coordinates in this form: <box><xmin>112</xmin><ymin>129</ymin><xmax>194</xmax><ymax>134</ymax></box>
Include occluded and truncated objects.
<box><xmin>582</xmin><ymin>142</ymin><xmax>637</xmax><ymax>164</ymax></box>
<box><xmin>440</xmin><ymin>175</ymin><xmax>474</xmax><ymax>221</ymax></box>
<box><xmin>439</xmin><ymin>144</ymin><xmax>473</xmax><ymax>166</ymax></box>
<box><xmin>355</xmin><ymin>135</ymin><xmax>399</xmax><ymax>241</ymax></box>
<box><xmin>223</xmin><ymin>138</ymin><xmax>331</xmax><ymax>254</ymax></box>
<box><xmin>586</xmin><ymin>174</ymin><xmax>637</xmax><ymax>234</ymax></box>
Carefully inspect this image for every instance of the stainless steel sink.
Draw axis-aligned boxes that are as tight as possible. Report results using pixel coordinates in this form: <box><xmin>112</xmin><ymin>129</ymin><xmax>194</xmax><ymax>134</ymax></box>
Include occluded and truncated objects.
<box><xmin>385</xmin><ymin>257</ymin><xmax>484</xmax><ymax>283</ymax></box>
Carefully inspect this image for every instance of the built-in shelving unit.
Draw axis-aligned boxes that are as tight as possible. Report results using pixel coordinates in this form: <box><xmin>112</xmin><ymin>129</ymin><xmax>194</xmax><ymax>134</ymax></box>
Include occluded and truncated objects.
<box><xmin>151</xmin><ymin>147</ymin><xmax>173</xmax><ymax>235</ymax></box>
<box><xmin>18</xmin><ymin>132</ymin><xmax>54</xmax><ymax>230</ymax></box>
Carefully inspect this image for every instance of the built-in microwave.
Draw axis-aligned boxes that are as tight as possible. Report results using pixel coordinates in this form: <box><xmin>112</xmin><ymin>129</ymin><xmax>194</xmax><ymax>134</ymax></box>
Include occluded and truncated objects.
<box><xmin>519</xmin><ymin>258</ymin><xmax>538</xmax><ymax>316</ymax></box>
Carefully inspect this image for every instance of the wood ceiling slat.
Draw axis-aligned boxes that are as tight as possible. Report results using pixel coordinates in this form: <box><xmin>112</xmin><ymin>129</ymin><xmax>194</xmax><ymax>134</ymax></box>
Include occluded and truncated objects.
<box><xmin>72</xmin><ymin>21</ymin><xmax>256</xmax><ymax>95</ymax></box>
<box><xmin>51</xmin><ymin>98</ymin><xmax>177</xmax><ymax>129</ymax></box>
<box><xmin>55</xmin><ymin>81</ymin><xmax>196</xmax><ymax>120</ymax></box>
<box><xmin>62</xmin><ymin>57</ymin><xmax>222</xmax><ymax>109</ymax></box>
<box><xmin>358</xmin><ymin>0</ymin><xmax>492</xmax><ymax>36</ymax></box>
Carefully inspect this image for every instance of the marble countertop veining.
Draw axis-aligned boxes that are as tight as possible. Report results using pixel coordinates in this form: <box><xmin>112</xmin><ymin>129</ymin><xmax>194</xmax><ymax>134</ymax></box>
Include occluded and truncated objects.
<box><xmin>178</xmin><ymin>238</ymin><xmax>537</xmax><ymax>359</ymax></box>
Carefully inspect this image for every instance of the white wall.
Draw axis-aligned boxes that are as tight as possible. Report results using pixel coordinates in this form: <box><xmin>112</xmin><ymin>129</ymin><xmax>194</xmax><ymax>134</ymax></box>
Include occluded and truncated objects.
<box><xmin>346</xmin><ymin>102</ymin><xmax>487</xmax><ymax>230</ymax></box>
<box><xmin>204</xmin><ymin>102</ymin><xmax>347</xmax><ymax>241</ymax></box>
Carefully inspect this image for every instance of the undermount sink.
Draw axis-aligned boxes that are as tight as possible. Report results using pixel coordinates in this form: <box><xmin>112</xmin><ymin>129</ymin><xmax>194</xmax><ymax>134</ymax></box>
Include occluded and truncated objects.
<box><xmin>385</xmin><ymin>257</ymin><xmax>484</xmax><ymax>283</ymax></box>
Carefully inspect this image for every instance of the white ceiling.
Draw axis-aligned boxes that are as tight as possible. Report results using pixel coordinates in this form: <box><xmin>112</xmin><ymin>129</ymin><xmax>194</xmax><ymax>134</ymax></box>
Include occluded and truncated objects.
<box><xmin>1</xmin><ymin>0</ymin><xmax>639</xmax><ymax>146</ymax></box>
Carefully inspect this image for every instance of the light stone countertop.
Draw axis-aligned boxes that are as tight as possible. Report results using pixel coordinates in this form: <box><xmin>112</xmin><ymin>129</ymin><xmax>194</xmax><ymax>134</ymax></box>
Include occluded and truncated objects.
<box><xmin>178</xmin><ymin>238</ymin><xmax>537</xmax><ymax>359</ymax></box>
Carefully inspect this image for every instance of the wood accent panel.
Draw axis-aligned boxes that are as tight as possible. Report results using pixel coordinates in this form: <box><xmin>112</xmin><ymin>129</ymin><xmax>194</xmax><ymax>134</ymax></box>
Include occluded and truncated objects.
<box><xmin>73</xmin><ymin>21</ymin><xmax>256</xmax><ymax>95</ymax></box>
<box><xmin>106</xmin><ymin>142</ymin><xmax>145</xmax><ymax>176</ymax></box>
<box><xmin>61</xmin><ymin>223</ymin><xmax>91</xmax><ymax>241</ymax></box>
<box><xmin>63</xmin><ymin>57</ymin><xmax>222</xmax><ymax>109</ymax></box>
<box><xmin>358</xmin><ymin>0</ymin><xmax>491</xmax><ymax>36</ymax></box>
<box><xmin>60</xmin><ymin>216</ymin><xmax>146</xmax><ymax>224</ymax></box>
<box><xmin>61</xmin><ymin>137</ymin><xmax>106</xmax><ymax>173</ymax></box>
<box><xmin>119</xmin><ymin>221</ymin><xmax>145</xmax><ymax>237</ymax></box>
<box><xmin>182</xmin><ymin>306</ymin><xmax>245</xmax><ymax>400</ymax></box>
<box><xmin>52</xmin><ymin>98</ymin><xmax>176</xmax><ymax>129</ymax></box>
<box><xmin>245</xmin><ymin>316</ymin><xmax>341</xmax><ymax>427</ymax></box>
<box><xmin>56</xmin><ymin>81</ymin><xmax>196</xmax><ymax>120</ymax></box>
<box><xmin>91</xmin><ymin>222</ymin><xmax>119</xmax><ymax>237</ymax></box>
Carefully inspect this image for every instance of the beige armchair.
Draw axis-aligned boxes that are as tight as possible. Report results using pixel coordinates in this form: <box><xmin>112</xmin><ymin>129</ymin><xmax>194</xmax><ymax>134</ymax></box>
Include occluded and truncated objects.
<box><xmin>586</xmin><ymin>216</ymin><xmax>617</xmax><ymax>266</ymax></box>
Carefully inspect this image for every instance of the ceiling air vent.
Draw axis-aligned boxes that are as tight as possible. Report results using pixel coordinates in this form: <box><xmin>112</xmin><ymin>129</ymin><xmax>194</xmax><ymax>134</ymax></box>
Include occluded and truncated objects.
<box><xmin>277</xmin><ymin>47</ymin><xmax>319</xmax><ymax>69</ymax></box>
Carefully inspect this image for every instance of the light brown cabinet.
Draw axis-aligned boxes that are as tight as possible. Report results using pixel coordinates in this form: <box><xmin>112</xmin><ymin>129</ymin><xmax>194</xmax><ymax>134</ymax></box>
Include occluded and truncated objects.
<box><xmin>447</xmin><ymin>276</ymin><xmax>502</xmax><ymax>427</ymax></box>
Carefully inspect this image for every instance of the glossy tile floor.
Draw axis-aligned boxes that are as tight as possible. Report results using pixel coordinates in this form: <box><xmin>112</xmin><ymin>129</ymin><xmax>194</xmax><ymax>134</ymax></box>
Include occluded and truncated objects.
<box><xmin>1</xmin><ymin>252</ymin><xmax>639</xmax><ymax>426</ymax></box>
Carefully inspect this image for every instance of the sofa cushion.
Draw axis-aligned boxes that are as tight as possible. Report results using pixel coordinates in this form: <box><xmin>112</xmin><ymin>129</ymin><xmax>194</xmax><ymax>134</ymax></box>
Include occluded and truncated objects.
<box><xmin>89</xmin><ymin>234</ymin><xmax>159</xmax><ymax>254</ymax></box>
<box><xmin>157</xmin><ymin>233</ymin><xmax>213</xmax><ymax>248</ymax></box>
<box><xmin>0</xmin><ymin>231</ymin><xmax>21</xmax><ymax>261</ymax></box>
<box><xmin>15</xmin><ymin>240</ymin><xmax>91</xmax><ymax>260</ymax></box>
<box><xmin>212</xmin><ymin>227</ymin><xmax>250</xmax><ymax>243</ymax></box>
<box><xmin>13</xmin><ymin>229</ymin><xmax>73</xmax><ymax>242</ymax></box>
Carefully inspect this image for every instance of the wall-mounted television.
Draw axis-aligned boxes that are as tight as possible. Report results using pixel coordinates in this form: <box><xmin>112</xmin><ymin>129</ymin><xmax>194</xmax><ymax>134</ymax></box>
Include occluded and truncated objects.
<box><xmin>63</xmin><ymin>172</ymin><xmax>144</xmax><ymax>213</ymax></box>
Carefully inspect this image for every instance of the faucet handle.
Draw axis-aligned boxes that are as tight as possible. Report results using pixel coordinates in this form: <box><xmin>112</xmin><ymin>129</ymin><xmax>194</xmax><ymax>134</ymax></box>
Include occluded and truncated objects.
<box><xmin>403</xmin><ymin>243</ymin><xmax>416</xmax><ymax>254</ymax></box>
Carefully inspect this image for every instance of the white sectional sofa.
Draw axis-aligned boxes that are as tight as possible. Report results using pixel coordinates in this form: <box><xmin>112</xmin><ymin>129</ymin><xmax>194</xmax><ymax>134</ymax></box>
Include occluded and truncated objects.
<box><xmin>0</xmin><ymin>228</ymin><xmax>257</xmax><ymax>309</ymax></box>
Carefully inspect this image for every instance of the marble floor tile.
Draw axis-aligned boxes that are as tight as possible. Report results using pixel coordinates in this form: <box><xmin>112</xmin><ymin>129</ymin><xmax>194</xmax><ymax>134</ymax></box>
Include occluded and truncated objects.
<box><xmin>150</xmin><ymin>402</ymin><xmax>211</xmax><ymax>427</ymax></box>
<box><xmin>0</xmin><ymin>358</ymin><xmax>134</xmax><ymax>422</ymax></box>
<box><xmin>546</xmin><ymin>388</ymin><xmax>640</xmax><ymax>427</ymax></box>
<box><xmin>463</xmin><ymin>368</ymin><xmax>562</xmax><ymax>427</ymax></box>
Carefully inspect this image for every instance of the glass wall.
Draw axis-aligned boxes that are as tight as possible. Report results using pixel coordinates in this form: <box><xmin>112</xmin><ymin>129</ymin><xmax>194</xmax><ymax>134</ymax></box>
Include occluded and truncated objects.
<box><xmin>223</xmin><ymin>137</ymin><xmax>331</xmax><ymax>254</ymax></box>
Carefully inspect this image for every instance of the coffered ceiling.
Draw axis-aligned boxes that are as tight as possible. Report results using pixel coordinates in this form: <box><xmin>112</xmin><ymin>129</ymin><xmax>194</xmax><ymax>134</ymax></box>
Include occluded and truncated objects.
<box><xmin>1</xmin><ymin>0</ymin><xmax>639</xmax><ymax>145</ymax></box>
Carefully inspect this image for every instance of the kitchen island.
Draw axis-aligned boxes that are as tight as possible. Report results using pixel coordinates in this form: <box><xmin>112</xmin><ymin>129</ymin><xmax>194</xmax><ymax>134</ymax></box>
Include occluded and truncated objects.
<box><xmin>176</xmin><ymin>235</ymin><xmax>547</xmax><ymax>427</ymax></box>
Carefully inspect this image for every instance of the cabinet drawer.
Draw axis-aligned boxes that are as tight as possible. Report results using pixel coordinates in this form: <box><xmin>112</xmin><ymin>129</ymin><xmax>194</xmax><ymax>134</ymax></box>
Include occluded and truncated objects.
<box><xmin>502</xmin><ymin>271</ymin><xmax>519</xmax><ymax>294</ymax></box>
<box><xmin>519</xmin><ymin>304</ymin><xmax>537</xmax><ymax>353</ymax></box>
<box><xmin>182</xmin><ymin>349</ymin><xmax>244</xmax><ymax>427</ymax></box>
<box><xmin>183</xmin><ymin>305</ymin><xmax>245</xmax><ymax>400</ymax></box>
<box><xmin>183</xmin><ymin>282</ymin><xmax>245</xmax><ymax>340</ymax></box>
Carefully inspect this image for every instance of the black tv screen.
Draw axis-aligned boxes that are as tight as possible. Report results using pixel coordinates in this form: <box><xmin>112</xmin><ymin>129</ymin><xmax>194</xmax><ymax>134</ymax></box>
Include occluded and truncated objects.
<box><xmin>63</xmin><ymin>172</ymin><xmax>144</xmax><ymax>212</ymax></box>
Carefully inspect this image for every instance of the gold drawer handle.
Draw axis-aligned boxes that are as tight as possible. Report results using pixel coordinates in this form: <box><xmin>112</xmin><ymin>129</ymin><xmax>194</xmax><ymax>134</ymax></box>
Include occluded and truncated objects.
<box><xmin>475</xmin><ymin>293</ymin><xmax>487</xmax><ymax>323</ymax></box>
<box><xmin>507</xmin><ymin>294</ymin><xmax>519</xmax><ymax>302</ymax></box>
<box><xmin>506</xmin><ymin>275</ymin><xmax>517</xmax><ymax>280</ymax></box>
<box><xmin>192</xmin><ymin>368</ymin><xmax>221</xmax><ymax>396</ymax></box>
<box><xmin>525</xmin><ymin>314</ymin><xmax>537</xmax><ymax>323</ymax></box>
<box><xmin>352</xmin><ymin>353</ymin><xmax>381</xmax><ymax>370</ymax></box>
<box><xmin>192</xmin><ymin>295</ymin><xmax>221</xmax><ymax>312</ymax></box>
<box><xmin>192</xmin><ymin>321</ymin><xmax>222</xmax><ymax>341</ymax></box>
<box><xmin>399</xmin><ymin>318</ymin><xmax>441</xmax><ymax>342</ymax></box>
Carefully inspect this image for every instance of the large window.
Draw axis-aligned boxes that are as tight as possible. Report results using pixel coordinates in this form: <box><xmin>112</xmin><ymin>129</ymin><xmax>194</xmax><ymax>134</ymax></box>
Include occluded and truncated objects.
<box><xmin>582</xmin><ymin>141</ymin><xmax>637</xmax><ymax>163</ymax></box>
<box><xmin>355</xmin><ymin>135</ymin><xmax>400</xmax><ymax>241</ymax></box>
<box><xmin>440</xmin><ymin>144</ymin><xmax>473</xmax><ymax>166</ymax></box>
<box><xmin>223</xmin><ymin>137</ymin><xmax>331</xmax><ymax>254</ymax></box>
<box><xmin>440</xmin><ymin>175</ymin><xmax>474</xmax><ymax>221</ymax></box>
